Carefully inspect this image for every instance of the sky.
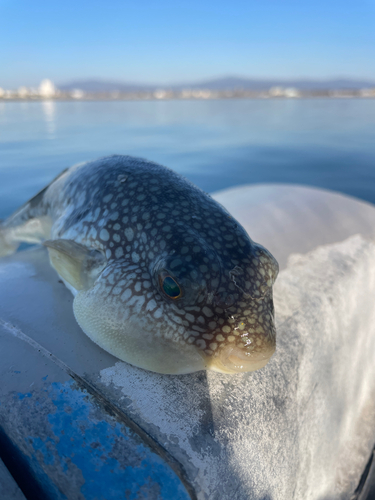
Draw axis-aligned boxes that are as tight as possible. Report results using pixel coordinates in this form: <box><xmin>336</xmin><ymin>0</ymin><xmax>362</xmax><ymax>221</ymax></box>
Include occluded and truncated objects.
<box><xmin>1</xmin><ymin>0</ymin><xmax>375</xmax><ymax>88</ymax></box>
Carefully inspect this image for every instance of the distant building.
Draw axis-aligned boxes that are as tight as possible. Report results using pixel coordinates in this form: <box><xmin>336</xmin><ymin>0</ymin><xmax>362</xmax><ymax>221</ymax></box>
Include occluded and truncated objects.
<box><xmin>193</xmin><ymin>89</ymin><xmax>212</xmax><ymax>99</ymax></box>
<box><xmin>39</xmin><ymin>79</ymin><xmax>56</xmax><ymax>98</ymax></box>
<box><xmin>269</xmin><ymin>86</ymin><xmax>284</xmax><ymax>97</ymax></box>
<box><xmin>70</xmin><ymin>89</ymin><xmax>85</xmax><ymax>99</ymax></box>
<box><xmin>284</xmin><ymin>87</ymin><xmax>300</xmax><ymax>98</ymax></box>
<box><xmin>360</xmin><ymin>88</ymin><xmax>375</xmax><ymax>98</ymax></box>
<box><xmin>268</xmin><ymin>86</ymin><xmax>300</xmax><ymax>98</ymax></box>
<box><xmin>0</xmin><ymin>88</ymin><xmax>4</xmax><ymax>98</ymax></box>
<box><xmin>181</xmin><ymin>89</ymin><xmax>192</xmax><ymax>99</ymax></box>
<box><xmin>18</xmin><ymin>86</ymin><xmax>30</xmax><ymax>98</ymax></box>
<box><xmin>4</xmin><ymin>90</ymin><xmax>15</xmax><ymax>99</ymax></box>
<box><xmin>154</xmin><ymin>90</ymin><xmax>167</xmax><ymax>99</ymax></box>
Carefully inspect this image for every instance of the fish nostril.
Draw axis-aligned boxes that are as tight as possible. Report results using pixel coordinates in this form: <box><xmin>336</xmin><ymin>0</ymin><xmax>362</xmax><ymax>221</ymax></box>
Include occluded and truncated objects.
<box><xmin>213</xmin><ymin>292</ymin><xmax>234</xmax><ymax>309</ymax></box>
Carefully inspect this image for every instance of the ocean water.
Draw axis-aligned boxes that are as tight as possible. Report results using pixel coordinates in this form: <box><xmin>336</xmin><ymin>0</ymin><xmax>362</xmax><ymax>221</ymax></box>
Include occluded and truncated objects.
<box><xmin>0</xmin><ymin>98</ymin><xmax>375</xmax><ymax>219</ymax></box>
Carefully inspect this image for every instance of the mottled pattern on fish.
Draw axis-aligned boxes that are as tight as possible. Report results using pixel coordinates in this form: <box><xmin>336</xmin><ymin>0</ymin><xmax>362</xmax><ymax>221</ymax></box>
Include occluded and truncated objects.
<box><xmin>0</xmin><ymin>155</ymin><xmax>279</xmax><ymax>374</ymax></box>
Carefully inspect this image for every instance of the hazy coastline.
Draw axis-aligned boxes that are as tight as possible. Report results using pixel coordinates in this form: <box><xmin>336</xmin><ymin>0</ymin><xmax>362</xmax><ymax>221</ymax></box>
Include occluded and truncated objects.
<box><xmin>1</xmin><ymin>77</ymin><xmax>375</xmax><ymax>102</ymax></box>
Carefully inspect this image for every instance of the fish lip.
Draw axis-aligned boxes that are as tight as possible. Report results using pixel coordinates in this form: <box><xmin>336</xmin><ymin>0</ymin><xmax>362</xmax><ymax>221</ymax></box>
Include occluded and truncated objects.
<box><xmin>207</xmin><ymin>341</ymin><xmax>276</xmax><ymax>374</ymax></box>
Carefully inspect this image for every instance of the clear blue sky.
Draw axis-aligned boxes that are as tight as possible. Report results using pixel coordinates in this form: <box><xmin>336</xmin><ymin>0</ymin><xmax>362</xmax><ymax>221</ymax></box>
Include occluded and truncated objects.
<box><xmin>1</xmin><ymin>0</ymin><xmax>375</xmax><ymax>88</ymax></box>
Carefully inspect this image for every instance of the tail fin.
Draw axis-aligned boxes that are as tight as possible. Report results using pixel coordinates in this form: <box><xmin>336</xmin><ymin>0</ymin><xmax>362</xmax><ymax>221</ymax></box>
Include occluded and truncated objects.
<box><xmin>0</xmin><ymin>225</ymin><xmax>19</xmax><ymax>257</ymax></box>
<box><xmin>0</xmin><ymin>167</ymin><xmax>69</xmax><ymax>259</ymax></box>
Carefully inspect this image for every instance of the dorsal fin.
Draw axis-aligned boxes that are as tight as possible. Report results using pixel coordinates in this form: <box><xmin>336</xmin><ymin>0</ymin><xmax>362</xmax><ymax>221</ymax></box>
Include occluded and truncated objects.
<box><xmin>16</xmin><ymin>168</ymin><xmax>69</xmax><ymax>212</ymax></box>
<box><xmin>3</xmin><ymin>168</ymin><xmax>69</xmax><ymax>229</ymax></box>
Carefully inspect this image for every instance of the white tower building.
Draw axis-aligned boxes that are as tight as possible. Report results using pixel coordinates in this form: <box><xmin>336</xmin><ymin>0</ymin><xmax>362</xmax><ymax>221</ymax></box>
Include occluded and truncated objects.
<box><xmin>39</xmin><ymin>79</ymin><xmax>56</xmax><ymax>98</ymax></box>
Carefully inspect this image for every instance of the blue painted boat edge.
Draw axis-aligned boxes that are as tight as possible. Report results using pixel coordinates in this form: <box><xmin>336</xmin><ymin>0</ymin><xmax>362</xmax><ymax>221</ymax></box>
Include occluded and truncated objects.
<box><xmin>0</xmin><ymin>320</ymin><xmax>197</xmax><ymax>500</ymax></box>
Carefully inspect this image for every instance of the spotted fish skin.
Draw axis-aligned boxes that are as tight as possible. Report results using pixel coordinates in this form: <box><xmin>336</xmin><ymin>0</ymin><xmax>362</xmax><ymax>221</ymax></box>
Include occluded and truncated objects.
<box><xmin>0</xmin><ymin>155</ymin><xmax>279</xmax><ymax>374</ymax></box>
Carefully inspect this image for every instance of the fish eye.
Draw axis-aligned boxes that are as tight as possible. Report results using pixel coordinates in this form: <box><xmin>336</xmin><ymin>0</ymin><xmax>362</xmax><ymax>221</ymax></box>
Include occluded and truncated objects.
<box><xmin>159</xmin><ymin>272</ymin><xmax>182</xmax><ymax>299</ymax></box>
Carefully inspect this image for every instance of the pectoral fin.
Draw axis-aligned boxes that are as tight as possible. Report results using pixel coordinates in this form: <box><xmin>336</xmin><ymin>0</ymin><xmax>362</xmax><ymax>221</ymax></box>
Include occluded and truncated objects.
<box><xmin>0</xmin><ymin>227</ymin><xmax>18</xmax><ymax>257</ymax></box>
<box><xmin>44</xmin><ymin>239</ymin><xmax>106</xmax><ymax>290</ymax></box>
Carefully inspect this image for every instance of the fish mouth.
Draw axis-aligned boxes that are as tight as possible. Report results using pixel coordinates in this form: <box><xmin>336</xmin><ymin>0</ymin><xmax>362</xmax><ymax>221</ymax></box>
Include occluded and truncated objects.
<box><xmin>207</xmin><ymin>342</ymin><xmax>276</xmax><ymax>374</ymax></box>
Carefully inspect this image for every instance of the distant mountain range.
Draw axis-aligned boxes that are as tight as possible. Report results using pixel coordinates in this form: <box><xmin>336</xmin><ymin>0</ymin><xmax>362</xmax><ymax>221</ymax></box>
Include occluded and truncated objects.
<box><xmin>59</xmin><ymin>80</ymin><xmax>156</xmax><ymax>93</ymax></box>
<box><xmin>59</xmin><ymin>76</ymin><xmax>375</xmax><ymax>92</ymax></box>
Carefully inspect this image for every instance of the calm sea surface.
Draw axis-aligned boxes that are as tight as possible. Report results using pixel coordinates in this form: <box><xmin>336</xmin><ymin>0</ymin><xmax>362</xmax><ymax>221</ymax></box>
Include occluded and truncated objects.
<box><xmin>0</xmin><ymin>99</ymin><xmax>375</xmax><ymax>219</ymax></box>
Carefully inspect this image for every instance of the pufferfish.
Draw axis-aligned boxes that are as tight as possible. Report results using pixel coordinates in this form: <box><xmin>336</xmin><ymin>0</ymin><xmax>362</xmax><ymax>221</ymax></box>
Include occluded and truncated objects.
<box><xmin>0</xmin><ymin>155</ymin><xmax>279</xmax><ymax>374</ymax></box>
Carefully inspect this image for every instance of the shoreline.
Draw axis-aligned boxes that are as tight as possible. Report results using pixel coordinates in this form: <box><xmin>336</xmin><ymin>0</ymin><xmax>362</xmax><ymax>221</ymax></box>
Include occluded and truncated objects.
<box><xmin>1</xmin><ymin>94</ymin><xmax>375</xmax><ymax>103</ymax></box>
